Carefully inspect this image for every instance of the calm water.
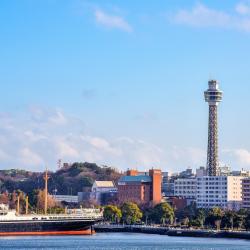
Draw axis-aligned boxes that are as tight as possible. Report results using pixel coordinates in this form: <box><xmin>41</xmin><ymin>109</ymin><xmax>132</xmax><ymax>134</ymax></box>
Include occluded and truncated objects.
<box><xmin>0</xmin><ymin>233</ymin><xmax>249</xmax><ymax>250</ymax></box>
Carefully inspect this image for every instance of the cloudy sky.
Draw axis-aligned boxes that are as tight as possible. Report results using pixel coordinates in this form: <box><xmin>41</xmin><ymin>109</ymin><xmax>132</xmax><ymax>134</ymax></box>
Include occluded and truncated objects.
<box><xmin>0</xmin><ymin>0</ymin><xmax>250</xmax><ymax>172</ymax></box>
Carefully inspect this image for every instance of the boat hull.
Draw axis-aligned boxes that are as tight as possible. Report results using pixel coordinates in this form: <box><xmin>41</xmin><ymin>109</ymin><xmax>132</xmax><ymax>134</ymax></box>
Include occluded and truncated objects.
<box><xmin>0</xmin><ymin>219</ymin><xmax>96</xmax><ymax>236</ymax></box>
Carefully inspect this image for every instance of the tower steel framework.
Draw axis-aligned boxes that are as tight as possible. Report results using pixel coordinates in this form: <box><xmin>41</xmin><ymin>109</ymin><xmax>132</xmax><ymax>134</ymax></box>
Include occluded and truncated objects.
<box><xmin>204</xmin><ymin>80</ymin><xmax>223</xmax><ymax>176</ymax></box>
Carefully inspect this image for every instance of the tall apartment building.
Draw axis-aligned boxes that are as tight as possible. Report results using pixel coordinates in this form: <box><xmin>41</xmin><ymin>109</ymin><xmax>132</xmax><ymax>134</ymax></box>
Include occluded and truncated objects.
<box><xmin>118</xmin><ymin>169</ymin><xmax>162</xmax><ymax>205</ymax></box>
<box><xmin>174</xmin><ymin>178</ymin><xmax>197</xmax><ymax>199</ymax></box>
<box><xmin>196</xmin><ymin>176</ymin><xmax>243</xmax><ymax>210</ymax></box>
<box><xmin>242</xmin><ymin>178</ymin><xmax>250</xmax><ymax>209</ymax></box>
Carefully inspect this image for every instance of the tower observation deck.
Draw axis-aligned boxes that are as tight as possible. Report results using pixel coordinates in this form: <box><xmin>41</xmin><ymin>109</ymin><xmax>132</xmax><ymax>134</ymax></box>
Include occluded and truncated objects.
<box><xmin>204</xmin><ymin>80</ymin><xmax>223</xmax><ymax>176</ymax></box>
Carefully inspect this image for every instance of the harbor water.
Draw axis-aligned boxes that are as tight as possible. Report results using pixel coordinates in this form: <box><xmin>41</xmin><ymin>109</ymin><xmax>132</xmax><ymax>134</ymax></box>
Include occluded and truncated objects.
<box><xmin>0</xmin><ymin>233</ymin><xmax>249</xmax><ymax>250</ymax></box>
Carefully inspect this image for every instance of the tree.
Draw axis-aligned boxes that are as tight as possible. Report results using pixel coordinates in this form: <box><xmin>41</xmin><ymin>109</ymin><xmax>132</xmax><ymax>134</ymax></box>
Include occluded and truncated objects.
<box><xmin>150</xmin><ymin>202</ymin><xmax>175</xmax><ymax>225</ymax></box>
<box><xmin>121</xmin><ymin>202</ymin><xmax>142</xmax><ymax>224</ymax></box>
<box><xmin>206</xmin><ymin>207</ymin><xmax>224</xmax><ymax>230</ymax></box>
<box><xmin>221</xmin><ymin>210</ymin><xmax>235</xmax><ymax>229</ymax></box>
<box><xmin>103</xmin><ymin>205</ymin><xmax>122</xmax><ymax>223</ymax></box>
<box><xmin>36</xmin><ymin>190</ymin><xmax>59</xmax><ymax>212</ymax></box>
<box><xmin>0</xmin><ymin>192</ymin><xmax>9</xmax><ymax>204</ymax></box>
<box><xmin>196</xmin><ymin>208</ymin><xmax>206</xmax><ymax>228</ymax></box>
<box><xmin>244</xmin><ymin>212</ymin><xmax>250</xmax><ymax>231</ymax></box>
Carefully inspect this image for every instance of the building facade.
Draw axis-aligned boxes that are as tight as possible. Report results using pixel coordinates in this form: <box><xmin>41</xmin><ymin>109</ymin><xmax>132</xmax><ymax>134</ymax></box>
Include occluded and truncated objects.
<box><xmin>242</xmin><ymin>178</ymin><xmax>250</xmax><ymax>209</ymax></box>
<box><xmin>174</xmin><ymin>178</ymin><xmax>197</xmax><ymax>199</ymax></box>
<box><xmin>91</xmin><ymin>181</ymin><xmax>117</xmax><ymax>205</ymax></box>
<box><xmin>117</xmin><ymin>169</ymin><xmax>162</xmax><ymax>205</ymax></box>
<box><xmin>196</xmin><ymin>176</ymin><xmax>243</xmax><ymax>210</ymax></box>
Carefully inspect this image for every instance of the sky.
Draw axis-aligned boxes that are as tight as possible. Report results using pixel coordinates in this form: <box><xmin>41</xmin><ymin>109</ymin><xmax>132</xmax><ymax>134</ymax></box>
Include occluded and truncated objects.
<box><xmin>0</xmin><ymin>0</ymin><xmax>250</xmax><ymax>172</ymax></box>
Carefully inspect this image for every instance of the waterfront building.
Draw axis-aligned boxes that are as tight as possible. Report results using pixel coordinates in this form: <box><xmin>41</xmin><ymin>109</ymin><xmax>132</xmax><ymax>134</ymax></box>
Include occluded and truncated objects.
<box><xmin>204</xmin><ymin>79</ymin><xmax>223</xmax><ymax>176</ymax></box>
<box><xmin>91</xmin><ymin>181</ymin><xmax>117</xmax><ymax>205</ymax></box>
<box><xmin>174</xmin><ymin>178</ymin><xmax>197</xmax><ymax>199</ymax></box>
<box><xmin>242</xmin><ymin>178</ymin><xmax>250</xmax><ymax>209</ymax></box>
<box><xmin>162</xmin><ymin>172</ymin><xmax>178</xmax><ymax>197</ymax></box>
<box><xmin>196</xmin><ymin>176</ymin><xmax>243</xmax><ymax>210</ymax></box>
<box><xmin>117</xmin><ymin>169</ymin><xmax>162</xmax><ymax>205</ymax></box>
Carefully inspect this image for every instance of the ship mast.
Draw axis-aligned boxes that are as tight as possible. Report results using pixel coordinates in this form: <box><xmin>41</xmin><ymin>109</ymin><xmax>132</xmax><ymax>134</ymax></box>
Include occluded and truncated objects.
<box><xmin>43</xmin><ymin>169</ymin><xmax>49</xmax><ymax>215</ymax></box>
<box><xmin>25</xmin><ymin>196</ymin><xmax>29</xmax><ymax>215</ymax></box>
<box><xmin>16</xmin><ymin>195</ymin><xmax>20</xmax><ymax>215</ymax></box>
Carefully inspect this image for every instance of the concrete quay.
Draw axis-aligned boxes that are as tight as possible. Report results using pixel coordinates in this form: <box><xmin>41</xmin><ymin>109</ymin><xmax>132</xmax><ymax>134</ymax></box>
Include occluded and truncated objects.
<box><xmin>94</xmin><ymin>224</ymin><xmax>250</xmax><ymax>240</ymax></box>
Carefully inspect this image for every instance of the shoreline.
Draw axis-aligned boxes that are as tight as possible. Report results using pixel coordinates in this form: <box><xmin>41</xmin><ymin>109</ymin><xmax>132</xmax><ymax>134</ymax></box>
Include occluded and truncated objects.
<box><xmin>94</xmin><ymin>225</ymin><xmax>250</xmax><ymax>240</ymax></box>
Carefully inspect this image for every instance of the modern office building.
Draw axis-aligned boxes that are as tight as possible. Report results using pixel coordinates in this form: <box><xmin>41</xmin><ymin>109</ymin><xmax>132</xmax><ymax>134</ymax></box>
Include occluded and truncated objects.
<box><xmin>204</xmin><ymin>79</ymin><xmax>223</xmax><ymax>176</ymax></box>
<box><xmin>196</xmin><ymin>176</ymin><xmax>243</xmax><ymax>210</ymax></box>
<box><xmin>117</xmin><ymin>169</ymin><xmax>162</xmax><ymax>205</ymax></box>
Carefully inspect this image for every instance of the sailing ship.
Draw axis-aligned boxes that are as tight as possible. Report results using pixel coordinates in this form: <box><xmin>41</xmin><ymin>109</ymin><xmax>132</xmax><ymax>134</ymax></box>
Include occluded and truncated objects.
<box><xmin>0</xmin><ymin>170</ymin><xmax>102</xmax><ymax>236</ymax></box>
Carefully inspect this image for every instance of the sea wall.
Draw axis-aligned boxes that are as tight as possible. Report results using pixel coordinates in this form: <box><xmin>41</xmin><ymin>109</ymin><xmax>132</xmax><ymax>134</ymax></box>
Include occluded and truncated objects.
<box><xmin>94</xmin><ymin>225</ymin><xmax>250</xmax><ymax>240</ymax></box>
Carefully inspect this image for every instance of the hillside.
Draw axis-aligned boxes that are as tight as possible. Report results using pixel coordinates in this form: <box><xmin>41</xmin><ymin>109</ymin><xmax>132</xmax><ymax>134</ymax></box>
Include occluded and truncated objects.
<box><xmin>0</xmin><ymin>162</ymin><xmax>122</xmax><ymax>196</ymax></box>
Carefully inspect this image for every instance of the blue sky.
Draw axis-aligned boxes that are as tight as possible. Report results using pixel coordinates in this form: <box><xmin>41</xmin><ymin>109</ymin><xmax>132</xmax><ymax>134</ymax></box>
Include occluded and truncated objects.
<box><xmin>0</xmin><ymin>0</ymin><xmax>250</xmax><ymax>172</ymax></box>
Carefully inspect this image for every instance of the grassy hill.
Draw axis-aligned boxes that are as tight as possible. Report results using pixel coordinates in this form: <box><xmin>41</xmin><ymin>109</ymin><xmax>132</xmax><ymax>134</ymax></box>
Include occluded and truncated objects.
<box><xmin>0</xmin><ymin>162</ymin><xmax>122</xmax><ymax>196</ymax></box>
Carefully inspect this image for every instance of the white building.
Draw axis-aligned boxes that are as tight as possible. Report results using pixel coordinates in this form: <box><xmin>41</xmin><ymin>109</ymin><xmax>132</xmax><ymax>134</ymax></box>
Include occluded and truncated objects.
<box><xmin>91</xmin><ymin>181</ymin><xmax>117</xmax><ymax>205</ymax></box>
<box><xmin>196</xmin><ymin>176</ymin><xmax>243</xmax><ymax>210</ymax></box>
<box><xmin>174</xmin><ymin>178</ymin><xmax>197</xmax><ymax>199</ymax></box>
<box><xmin>53</xmin><ymin>195</ymin><xmax>78</xmax><ymax>203</ymax></box>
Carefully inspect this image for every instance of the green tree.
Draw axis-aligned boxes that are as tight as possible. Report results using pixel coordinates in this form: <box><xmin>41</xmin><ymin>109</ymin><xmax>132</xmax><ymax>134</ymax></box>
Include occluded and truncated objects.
<box><xmin>121</xmin><ymin>202</ymin><xmax>142</xmax><ymax>225</ymax></box>
<box><xmin>244</xmin><ymin>212</ymin><xmax>250</xmax><ymax>231</ymax></box>
<box><xmin>221</xmin><ymin>210</ymin><xmax>235</xmax><ymax>229</ymax></box>
<box><xmin>206</xmin><ymin>207</ymin><xmax>224</xmax><ymax>230</ymax></box>
<box><xmin>103</xmin><ymin>205</ymin><xmax>122</xmax><ymax>223</ymax></box>
<box><xmin>196</xmin><ymin>208</ymin><xmax>206</xmax><ymax>228</ymax></box>
<box><xmin>150</xmin><ymin>202</ymin><xmax>175</xmax><ymax>225</ymax></box>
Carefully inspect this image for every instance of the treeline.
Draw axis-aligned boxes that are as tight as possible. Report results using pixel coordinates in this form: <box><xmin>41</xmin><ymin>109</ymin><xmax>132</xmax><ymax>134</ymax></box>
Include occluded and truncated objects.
<box><xmin>0</xmin><ymin>162</ymin><xmax>121</xmax><ymax>195</ymax></box>
<box><xmin>103</xmin><ymin>202</ymin><xmax>250</xmax><ymax>230</ymax></box>
<box><xmin>0</xmin><ymin>190</ymin><xmax>63</xmax><ymax>214</ymax></box>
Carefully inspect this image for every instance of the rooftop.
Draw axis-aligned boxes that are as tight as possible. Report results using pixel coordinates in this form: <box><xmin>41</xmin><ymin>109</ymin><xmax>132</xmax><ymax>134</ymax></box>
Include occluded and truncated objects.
<box><xmin>94</xmin><ymin>181</ymin><xmax>115</xmax><ymax>188</ymax></box>
<box><xmin>119</xmin><ymin>175</ymin><xmax>152</xmax><ymax>183</ymax></box>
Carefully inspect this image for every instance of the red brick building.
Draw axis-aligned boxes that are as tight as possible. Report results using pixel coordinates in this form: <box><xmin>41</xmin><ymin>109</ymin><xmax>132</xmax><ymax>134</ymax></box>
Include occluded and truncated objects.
<box><xmin>117</xmin><ymin>169</ymin><xmax>162</xmax><ymax>205</ymax></box>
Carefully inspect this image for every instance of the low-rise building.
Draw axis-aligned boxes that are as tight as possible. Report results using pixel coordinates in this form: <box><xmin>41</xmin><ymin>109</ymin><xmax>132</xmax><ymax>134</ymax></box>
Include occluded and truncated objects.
<box><xmin>91</xmin><ymin>181</ymin><xmax>117</xmax><ymax>205</ymax></box>
<box><xmin>196</xmin><ymin>176</ymin><xmax>243</xmax><ymax>210</ymax></box>
<box><xmin>53</xmin><ymin>195</ymin><xmax>78</xmax><ymax>203</ymax></box>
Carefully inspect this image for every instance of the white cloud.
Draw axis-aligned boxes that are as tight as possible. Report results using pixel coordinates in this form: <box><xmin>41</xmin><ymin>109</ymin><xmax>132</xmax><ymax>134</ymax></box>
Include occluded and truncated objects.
<box><xmin>2</xmin><ymin>107</ymin><xmax>249</xmax><ymax>172</ymax></box>
<box><xmin>0</xmin><ymin>108</ymin><xmax>166</xmax><ymax>171</ymax></box>
<box><xmin>168</xmin><ymin>146</ymin><xmax>206</xmax><ymax>168</ymax></box>
<box><xmin>55</xmin><ymin>139</ymin><xmax>80</xmax><ymax>159</ymax></box>
<box><xmin>19</xmin><ymin>148</ymin><xmax>43</xmax><ymax>166</ymax></box>
<box><xmin>236</xmin><ymin>2</ymin><xmax>250</xmax><ymax>15</ymax></box>
<box><xmin>171</xmin><ymin>3</ymin><xmax>250</xmax><ymax>32</ymax></box>
<box><xmin>234</xmin><ymin>149</ymin><xmax>250</xmax><ymax>165</ymax></box>
<box><xmin>94</xmin><ymin>9</ymin><xmax>132</xmax><ymax>32</ymax></box>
